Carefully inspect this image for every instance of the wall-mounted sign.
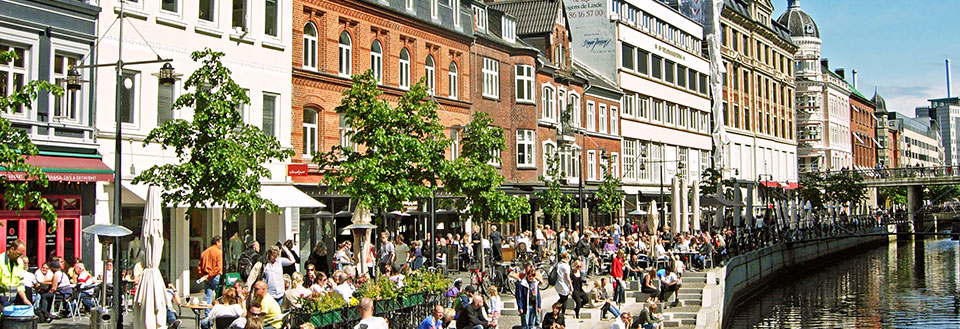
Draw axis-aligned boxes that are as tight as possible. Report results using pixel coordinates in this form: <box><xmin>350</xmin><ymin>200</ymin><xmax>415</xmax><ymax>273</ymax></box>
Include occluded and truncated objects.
<box><xmin>287</xmin><ymin>164</ymin><xmax>309</xmax><ymax>176</ymax></box>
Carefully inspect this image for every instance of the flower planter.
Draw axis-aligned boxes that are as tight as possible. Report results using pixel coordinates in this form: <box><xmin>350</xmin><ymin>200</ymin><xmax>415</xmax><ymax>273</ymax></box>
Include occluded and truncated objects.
<box><xmin>309</xmin><ymin>311</ymin><xmax>342</xmax><ymax>327</ymax></box>
<box><xmin>375</xmin><ymin>299</ymin><xmax>401</xmax><ymax>313</ymax></box>
<box><xmin>402</xmin><ymin>293</ymin><xmax>425</xmax><ymax>307</ymax></box>
<box><xmin>342</xmin><ymin>307</ymin><xmax>362</xmax><ymax>321</ymax></box>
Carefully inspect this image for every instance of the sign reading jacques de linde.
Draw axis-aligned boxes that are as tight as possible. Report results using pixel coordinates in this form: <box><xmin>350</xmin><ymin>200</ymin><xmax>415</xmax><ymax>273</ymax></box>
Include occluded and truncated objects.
<box><xmin>564</xmin><ymin>0</ymin><xmax>617</xmax><ymax>81</ymax></box>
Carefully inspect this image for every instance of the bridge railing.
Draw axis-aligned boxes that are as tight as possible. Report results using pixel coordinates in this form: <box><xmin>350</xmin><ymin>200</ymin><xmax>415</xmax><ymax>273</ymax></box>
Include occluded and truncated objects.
<box><xmin>814</xmin><ymin>165</ymin><xmax>960</xmax><ymax>181</ymax></box>
<box><xmin>718</xmin><ymin>214</ymin><xmax>899</xmax><ymax>259</ymax></box>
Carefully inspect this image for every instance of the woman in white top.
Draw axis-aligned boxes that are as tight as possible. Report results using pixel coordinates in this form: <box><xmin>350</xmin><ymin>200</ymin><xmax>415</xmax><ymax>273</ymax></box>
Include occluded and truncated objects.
<box><xmin>486</xmin><ymin>286</ymin><xmax>502</xmax><ymax>327</ymax></box>
<box><xmin>554</xmin><ymin>252</ymin><xmax>572</xmax><ymax>314</ymax></box>
<box><xmin>201</xmin><ymin>287</ymin><xmax>245</xmax><ymax>329</ymax></box>
<box><xmin>283</xmin><ymin>272</ymin><xmax>313</xmax><ymax>309</ymax></box>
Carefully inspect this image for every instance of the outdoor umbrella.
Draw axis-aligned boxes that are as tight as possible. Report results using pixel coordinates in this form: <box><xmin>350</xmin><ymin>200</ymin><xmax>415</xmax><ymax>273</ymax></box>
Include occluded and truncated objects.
<box><xmin>790</xmin><ymin>201</ymin><xmax>798</xmax><ymax>230</ymax></box>
<box><xmin>804</xmin><ymin>201</ymin><xmax>813</xmax><ymax>228</ymax></box>
<box><xmin>646</xmin><ymin>200</ymin><xmax>659</xmax><ymax>261</ymax></box>
<box><xmin>134</xmin><ymin>185</ymin><xmax>167</xmax><ymax>329</ymax></box>
<box><xmin>671</xmin><ymin>177</ymin><xmax>680</xmax><ymax>235</ymax></box>
<box><xmin>350</xmin><ymin>204</ymin><xmax>375</xmax><ymax>276</ymax></box>
<box><xmin>680</xmin><ymin>179</ymin><xmax>689</xmax><ymax>233</ymax></box>
<box><xmin>691</xmin><ymin>181</ymin><xmax>701</xmax><ymax>232</ymax></box>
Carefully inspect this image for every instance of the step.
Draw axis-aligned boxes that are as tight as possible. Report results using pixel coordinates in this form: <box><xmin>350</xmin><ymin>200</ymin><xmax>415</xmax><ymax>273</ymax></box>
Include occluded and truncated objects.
<box><xmin>502</xmin><ymin>309</ymin><xmax>519</xmax><ymax>316</ymax></box>
<box><xmin>684</xmin><ymin>272</ymin><xmax>707</xmax><ymax>278</ymax></box>
<box><xmin>503</xmin><ymin>301</ymin><xmax>516</xmax><ymax>309</ymax></box>
<box><xmin>680</xmin><ymin>299</ymin><xmax>701</xmax><ymax>307</ymax></box>
<box><xmin>663</xmin><ymin>319</ymin><xmax>682</xmax><ymax>327</ymax></box>
<box><xmin>678</xmin><ymin>293</ymin><xmax>702</xmax><ymax>301</ymax></box>
<box><xmin>670</xmin><ymin>312</ymin><xmax>697</xmax><ymax>320</ymax></box>
<box><xmin>683</xmin><ymin>277</ymin><xmax>707</xmax><ymax>284</ymax></box>
<box><xmin>628</xmin><ymin>281</ymin><xmax>641</xmax><ymax>291</ymax></box>
<box><xmin>678</xmin><ymin>287</ymin><xmax>701</xmax><ymax>294</ymax></box>
<box><xmin>680</xmin><ymin>318</ymin><xmax>697</xmax><ymax>325</ymax></box>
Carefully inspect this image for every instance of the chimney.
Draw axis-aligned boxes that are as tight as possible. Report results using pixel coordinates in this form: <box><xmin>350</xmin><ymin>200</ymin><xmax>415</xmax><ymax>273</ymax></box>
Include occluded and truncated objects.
<box><xmin>852</xmin><ymin>69</ymin><xmax>858</xmax><ymax>89</ymax></box>
<box><xmin>820</xmin><ymin>58</ymin><xmax>829</xmax><ymax>70</ymax></box>
<box><xmin>834</xmin><ymin>68</ymin><xmax>844</xmax><ymax>79</ymax></box>
<box><xmin>947</xmin><ymin>58</ymin><xmax>952</xmax><ymax>98</ymax></box>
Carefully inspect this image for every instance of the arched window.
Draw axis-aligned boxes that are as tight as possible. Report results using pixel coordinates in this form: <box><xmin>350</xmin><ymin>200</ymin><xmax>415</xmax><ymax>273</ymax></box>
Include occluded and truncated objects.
<box><xmin>338</xmin><ymin>31</ymin><xmax>352</xmax><ymax>77</ymax></box>
<box><xmin>302</xmin><ymin>108</ymin><xmax>318</xmax><ymax>156</ymax></box>
<box><xmin>425</xmin><ymin>55</ymin><xmax>435</xmax><ymax>94</ymax></box>
<box><xmin>399</xmin><ymin>48</ymin><xmax>410</xmax><ymax>89</ymax></box>
<box><xmin>542</xmin><ymin>86</ymin><xmax>555</xmax><ymax>121</ymax></box>
<box><xmin>448</xmin><ymin>61</ymin><xmax>458</xmax><ymax>99</ymax></box>
<box><xmin>370</xmin><ymin>40</ymin><xmax>383</xmax><ymax>83</ymax></box>
<box><xmin>303</xmin><ymin>23</ymin><xmax>318</xmax><ymax>69</ymax></box>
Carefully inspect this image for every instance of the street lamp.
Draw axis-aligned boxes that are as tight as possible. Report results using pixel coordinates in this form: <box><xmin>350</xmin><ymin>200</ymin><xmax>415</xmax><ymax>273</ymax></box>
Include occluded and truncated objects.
<box><xmin>69</xmin><ymin>1</ymin><xmax>178</xmax><ymax>327</ymax></box>
<box><xmin>638</xmin><ymin>147</ymin><xmax>685</xmax><ymax>229</ymax></box>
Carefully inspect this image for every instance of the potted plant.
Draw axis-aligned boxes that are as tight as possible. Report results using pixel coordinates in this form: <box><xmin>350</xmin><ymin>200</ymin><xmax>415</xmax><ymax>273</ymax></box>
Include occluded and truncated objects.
<box><xmin>300</xmin><ymin>292</ymin><xmax>346</xmax><ymax>327</ymax></box>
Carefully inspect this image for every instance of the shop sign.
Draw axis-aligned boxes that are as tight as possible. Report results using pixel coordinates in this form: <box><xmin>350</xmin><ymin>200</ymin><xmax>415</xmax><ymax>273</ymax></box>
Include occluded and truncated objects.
<box><xmin>287</xmin><ymin>164</ymin><xmax>309</xmax><ymax>176</ymax></box>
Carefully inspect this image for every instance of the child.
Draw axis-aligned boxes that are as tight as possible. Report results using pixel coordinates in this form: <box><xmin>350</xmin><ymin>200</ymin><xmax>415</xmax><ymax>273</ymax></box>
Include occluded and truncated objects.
<box><xmin>486</xmin><ymin>286</ymin><xmax>502</xmax><ymax>328</ymax></box>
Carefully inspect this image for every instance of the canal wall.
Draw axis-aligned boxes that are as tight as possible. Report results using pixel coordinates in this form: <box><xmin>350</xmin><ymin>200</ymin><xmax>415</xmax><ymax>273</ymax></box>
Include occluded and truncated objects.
<box><xmin>693</xmin><ymin>225</ymin><xmax>897</xmax><ymax>329</ymax></box>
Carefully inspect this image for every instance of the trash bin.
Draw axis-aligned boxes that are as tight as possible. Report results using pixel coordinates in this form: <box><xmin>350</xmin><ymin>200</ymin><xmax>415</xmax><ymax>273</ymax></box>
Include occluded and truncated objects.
<box><xmin>89</xmin><ymin>307</ymin><xmax>113</xmax><ymax>329</ymax></box>
<box><xmin>1</xmin><ymin>306</ymin><xmax>37</xmax><ymax>329</ymax></box>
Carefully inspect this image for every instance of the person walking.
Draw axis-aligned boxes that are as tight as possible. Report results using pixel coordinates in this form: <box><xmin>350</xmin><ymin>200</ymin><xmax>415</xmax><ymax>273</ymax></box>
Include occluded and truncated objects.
<box><xmin>489</xmin><ymin>225</ymin><xmax>503</xmax><ymax>263</ymax></box>
<box><xmin>570</xmin><ymin>260</ymin><xmax>590</xmax><ymax>319</ymax></box>
<box><xmin>611</xmin><ymin>251</ymin><xmax>626</xmax><ymax>306</ymax></box>
<box><xmin>199</xmin><ymin>236</ymin><xmax>223</xmax><ymax>312</ymax></box>
<box><xmin>263</xmin><ymin>245</ymin><xmax>295</xmax><ymax>305</ymax></box>
<box><xmin>555</xmin><ymin>252</ymin><xmax>572</xmax><ymax>314</ymax></box>
<box><xmin>515</xmin><ymin>268</ymin><xmax>541</xmax><ymax>329</ymax></box>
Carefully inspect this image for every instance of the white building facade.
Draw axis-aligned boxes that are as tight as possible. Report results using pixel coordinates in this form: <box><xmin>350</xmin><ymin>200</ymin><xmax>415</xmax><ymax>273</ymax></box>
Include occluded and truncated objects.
<box><xmin>92</xmin><ymin>0</ymin><xmax>315</xmax><ymax>297</ymax></box>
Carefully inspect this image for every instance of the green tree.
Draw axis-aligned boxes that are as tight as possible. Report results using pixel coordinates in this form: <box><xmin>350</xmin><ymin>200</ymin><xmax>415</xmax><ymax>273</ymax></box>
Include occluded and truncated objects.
<box><xmin>536</xmin><ymin>156</ymin><xmax>575</xmax><ymax>231</ymax></box>
<box><xmin>443</xmin><ymin>112</ymin><xmax>529</xmax><ymax>224</ymax></box>
<box><xmin>595</xmin><ymin>156</ymin><xmax>623</xmax><ymax>225</ymax></box>
<box><xmin>0</xmin><ymin>51</ymin><xmax>58</xmax><ymax>226</ymax></box>
<box><xmin>699</xmin><ymin>167</ymin><xmax>735</xmax><ymax>199</ymax></box>
<box><xmin>798</xmin><ymin>171</ymin><xmax>826</xmax><ymax>211</ymax></box>
<box><xmin>133</xmin><ymin>48</ymin><xmax>293</xmax><ymax>221</ymax></box>
<box><xmin>316</xmin><ymin>71</ymin><xmax>449</xmax><ymax>217</ymax></box>
<box><xmin>824</xmin><ymin>171</ymin><xmax>867</xmax><ymax>208</ymax></box>
<box><xmin>879</xmin><ymin>186</ymin><xmax>906</xmax><ymax>207</ymax></box>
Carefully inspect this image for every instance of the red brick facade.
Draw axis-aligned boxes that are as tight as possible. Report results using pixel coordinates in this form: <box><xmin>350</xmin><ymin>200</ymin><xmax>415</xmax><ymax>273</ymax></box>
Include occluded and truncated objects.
<box><xmin>850</xmin><ymin>94</ymin><xmax>876</xmax><ymax>169</ymax></box>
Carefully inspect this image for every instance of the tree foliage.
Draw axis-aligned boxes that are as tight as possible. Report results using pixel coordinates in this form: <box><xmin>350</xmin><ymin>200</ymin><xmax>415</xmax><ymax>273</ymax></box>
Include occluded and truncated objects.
<box><xmin>699</xmin><ymin>167</ymin><xmax>735</xmax><ymax>199</ymax></box>
<box><xmin>595</xmin><ymin>156</ymin><xmax>623</xmax><ymax>217</ymax></box>
<box><xmin>443</xmin><ymin>112</ymin><xmax>529</xmax><ymax>223</ymax></box>
<box><xmin>879</xmin><ymin>186</ymin><xmax>906</xmax><ymax>207</ymax></box>
<box><xmin>0</xmin><ymin>51</ymin><xmax>59</xmax><ymax>226</ymax></box>
<box><xmin>798</xmin><ymin>171</ymin><xmax>867</xmax><ymax>211</ymax></box>
<box><xmin>536</xmin><ymin>156</ymin><xmax>575</xmax><ymax>227</ymax></box>
<box><xmin>133</xmin><ymin>48</ymin><xmax>293</xmax><ymax>221</ymax></box>
<box><xmin>316</xmin><ymin>71</ymin><xmax>449</xmax><ymax>214</ymax></box>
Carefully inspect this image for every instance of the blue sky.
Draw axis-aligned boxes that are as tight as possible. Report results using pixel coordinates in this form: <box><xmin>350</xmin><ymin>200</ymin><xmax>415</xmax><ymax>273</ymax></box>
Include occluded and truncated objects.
<box><xmin>773</xmin><ymin>0</ymin><xmax>960</xmax><ymax>115</ymax></box>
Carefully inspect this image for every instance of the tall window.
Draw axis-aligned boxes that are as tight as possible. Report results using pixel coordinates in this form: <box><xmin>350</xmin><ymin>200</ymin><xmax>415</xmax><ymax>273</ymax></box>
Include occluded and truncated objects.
<box><xmin>482</xmin><ymin>57</ymin><xmax>499</xmax><ymax>98</ymax></box>
<box><xmin>517</xmin><ymin>129</ymin><xmax>535</xmax><ymax>167</ymax></box>
<box><xmin>599</xmin><ymin>103</ymin><xmax>607</xmax><ymax>133</ymax></box>
<box><xmin>473</xmin><ymin>5</ymin><xmax>487</xmax><ymax>32</ymax></box>
<box><xmin>569</xmin><ymin>94</ymin><xmax>580</xmax><ymax>127</ymax></box>
<box><xmin>199</xmin><ymin>0</ymin><xmax>215</xmax><ymax>22</ymax></box>
<box><xmin>622</xmin><ymin>139</ymin><xmax>636</xmax><ymax>181</ymax></box>
<box><xmin>561</xmin><ymin>146</ymin><xmax>579</xmax><ymax>179</ymax></box>
<box><xmin>303</xmin><ymin>109</ymin><xmax>318</xmax><ymax>156</ymax></box>
<box><xmin>638</xmin><ymin>95</ymin><xmax>649</xmax><ymax>119</ymax></box>
<box><xmin>265</xmin><ymin>0</ymin><xmax>278</xmax><ymax>37</ymax></box>
<box><xmin>339</xmin><ymin>113</ymin><xmax>353</xmax><ymax>150</ymax></box>
<box><xmin>232</xmin><ymin>0</ymin><xmax>249</xmax><ymax>32</ymax></box>
<box><xmin>502</xmin><ymin>16</ymin><xmax>516</xmax><ymax>43</ymax></box>
<box><xmin>338</xmin><ymin>31</ymin><xmax>352</xmax><ymax>77</ymax></box>
<box><xmin>424</xmin><ymin>55</ymin><xmax>435</xmax><ymax>94</ymax></box>
<box><xmin>405</xmin><ymin>0</ymin><xmax>414</xmax><ymax>10</ymax></box>
<box><xmin>587</xmin><ymin>150</ymin><xmax>597</xmax><ymax>180</ymax></box>
<box><xmin>610</xmin><ymin>153</ymin><xmax>619</xmax><ymax>178</ymax></box>
<box><xmin>515</xmin><ymin>65</ymin><xmax>534</xmax><ymax>102</ymax></box>
<box><xmin>157</xmin><ymin>81</ymin><xmax>175</xmax><ymax>125</ymax></box>
<box><xmin>161</xmin><ymin>0</ymin><xmax>178</xmax><ymax>13</ymax></box>
<box><xmin>448</xmin><ymin>61</ymin><xmax>458</xmax><ymax>99</ymax></box>
<box><xmin>370</xmin><ymin>40</ymin><xmax>383</xmax><ymax>83</ymax></box>
<box><xmin>303</xmin><ymin>23</ymin><xmax>318</xmax><ymax>69</ymax></box>
<box><xmin>399</xmin><ymin>48</ymin><xmax>410</xmax><ymax>89</ymax></box>
<box><xmin>621</xmin><ymin>43</ymin><xmax>635</xmax><ymax>70</ymax></box>
<box><xmin>542</xmin><ymin>86</ymin><xmax>555</xmax><ymax>121</ymax></box>
<box><xmin>651</xmin><ymin>54</ymin><xmax>662</xmax><ymax>79</ymax></box>
<box><xmin>638</xmin><ymin>49</ymin><xmax>649</xmax><ymax>75</ymax></box>
<box><xmin>622</xmin><ymin>93</ymin><xmax>634</xmax><ymax>117</ymax></box>
<box><xmin>652</xmin><ymin>99</ymin><xmax>663</xmax><ymax>122</ymax></box>
<box><xmin>262</xmin><ymin>93</ymin><xmax>277</xmax><ymax>137</ymax></box>
<box><xmin>430</xmin><ymin>0</ymin><xmax>438</xmax><ymax>19</ymax></box>
<box><xmin>665</xmin><ymin>103</ymin><xmax>676</xmax><ymax>125</ymax></box>
<box><xmin>119</xmin><ymin>71</ymin><xmax>137</xmax><ymax>124</ymax></box>
<box><xmin>664</xmin><ymin>60</ymin><xmax>675</xmax><ymax>84</ymax></box>
<box><xmin>0</xmin><ymin>45</ymin><xmax>27</xmax><ymax>116</ymax></box>
<box><xmin>450</xmin><ymin>128</ymin><xmax>460</xmax><ymax>160</ymax></box>
<box><xmin>610</xmin><ymin>106</ymin><xmax>619</xmax><ymax>134</ymax></box>
<box><xmin>586</xmin><ymin>101</ymin><xmax>596</xmax><ymax>131</ymax></box>
<box><xmin>543</xmin><ymin>142</ymin><xmax>557</xmax><ymax>175</ymax></box>
<box><xmin>53</xmin><ymin>54</ymin><xmax>81</xmax><ymax>121</ymax></box>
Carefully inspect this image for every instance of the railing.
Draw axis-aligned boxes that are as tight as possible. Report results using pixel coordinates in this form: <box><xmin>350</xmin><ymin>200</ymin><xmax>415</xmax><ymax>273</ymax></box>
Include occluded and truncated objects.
<box><xmin>813</xmin><ymin>165</ymin><xmax>960</xmax><ymax>181</ymax></box>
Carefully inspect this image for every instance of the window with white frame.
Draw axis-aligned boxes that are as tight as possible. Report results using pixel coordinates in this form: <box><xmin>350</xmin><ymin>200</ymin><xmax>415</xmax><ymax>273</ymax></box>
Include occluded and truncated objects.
<box><xmin>517</xmin><ymin>129</ymin><xmax>535</xmax><ymax>167</ymax></box>
<box><xmin>678</xmin><ymin>147</ymin><xmax>688</xmax><ymax>178</ymax></box>
<box><xmin>53</xmin><ymin>54</ymin><xmax>82</xmax><ymax>122</ymax></box>
<box><xmin>558</xmin><ymin>89</ymin><xmax>566</xmax><ymax>122</ymax></box>
<box><xmin>262</xmin><ymin>93</ymin><xmax>277</xmax><ymax>137</ymax></box>
<box><xmin>569</xmin><ymin>93</ymin><xmax>580</xmax><ymax>127</ymax></box>
<box><xmin>482</xmin><ymin>57</ymin><xmax>499</xmax><ymax>98</ymax></box>
<box><xmin>406</xmin><ymin>0</ymin><xmax>414</xmax><ymax>11</ymax></box>
<box><xmin>561</xmin><ymin>145</ymin><xmax>579</xmax><ymax>179</ymax></box>
<box><xmin>161</xmin><ymin>0</ymin><xmax>179</xmax><ymax>14</ymax></box>
<box><xmin>678</xmin><ymin>106</ymin><xmax>687</xmax><ymax>128</ymax></box>
<box><xmin>611</xmin><ymin>106</ymin><xmax>619</xmax><ymax>134</ymax></box>
<box><xmin>622</xmin><ymin>139</ymin><xmax>635</xmax><ymax>181</ymax></box>
<box><xmin>610</xmin><ymin>153</ymin><xmax>619</xmax><ymax>178</ymax></box>
<box><xmin>515</xmin><ymin>65</ymin><xmax>534</xmax><ymax>103</ymax></box>
<box><xmin>638</xmin><ymin>95</ymin><xmax>649</xmax><ymax>119</ymax></box>
<box><xmin>502</xmin><ymin>16</ymin><xmax>516</xmax><ymax>43</ymax></box>
<box><xmin>232</xmin><ymin>0</ymin><xmax>250</xmax><ymax>32</ymax></box>
<box><xmin>700</xmin><ymin>149</ymin><xmax>710</xmax><ymax>175</ymax></box>
<box><xmin>303</xmin><ymin>23</ymin><xmax>318</xmax><ymax>69</ymax></box>
<box><xmin>265</xmin><ymin>0</ymin><xmax>279</xmax><ymax>37</ymax></box>
<box><xmin>598</xmin><ymin>103</ymin><xmax>607</xmax><ymax>133</ymax></box>
<box><xmin>303</xmin><ymin>108</ymin><xmax>318</xmax><ymax>156</ymax></box>
<box><xmin>0</xmin><ymin>44</ymin><xmax>27</xmax><ymax>116</ymax></box>
<box><xmin>370</xmin><ymin>40</ymin><xmax>383</xmax><ymax>83</ymax></box>
<box><xmin>199</xmin><ymin>0</ymin><xmax>216</xmax><ymax>22</ymax></box>
<box><xmin>586</xmin><ymin>101</ymin><xmax>595</xmax><ymax>131</ymax></box>
<box><xmin>473</xmin><ymin>5</ymin><xmax>487</xmax><ymax>32</ymax></box>
<box><xmin>430</xmin><ymin>0</ymin><xmax>438</xmax><ymax>19</ymax></box>
<box><xmin>448</xmin><ymin>61</ymin><xmax>458</xmax><ymax>99</ymax></box>
<box><xmin>543</xmin><ymin>141</ymin><xmax>557</xmax><ymax>176</ymax></box>
<box><xmin>452</xmin><ymin>0</ymin><xmax>460</xmax><ymax>26</ymax></box>
<box><xmin>639</xmin><ymin>141</ymin><xmax>650</xmax><ymax>180</ymax></box>
<box><xmin>339</xmin><ymin>113</ymin><xmax>353</xmax><ymax>150</ymax></box>
<box><xmin>622</xmin><ymin>93</ymin><xmax>634</xmax><ymax>117</ymax></box>
<box><xmin>119</xmin><ymin>71</ymin><xmax>138</xmax><ymax>124</ymax></box>
<box><xmin>665</xmin><ymin>103</ymin><xmax>676</xmax><ymax>125</ymax></box>
<box><xmin>542</xmin><ymin>86</ymin><xmax>555</xmax><ymax>121</ymax></box>
<box><xmin>338</xmin><ymin>31</ymin><xmax>352</xmax><ymax>77</ymax></box>
<box><xmin>425</xmin><ymin>55</ymin><xmax>435</xmax><ymax>94</ymax></box>
<box><xmin>652</xmin><ymin>99</ymin><xmax>663</xmax><ymax>122</ymax></box>
<box><xmin>399</xmin><ymin>48</ymin><xmax>410</xmax><ymax>89</ymax></box>
<box><xmin>450</xmin><ymin>128</ymin><xmax>460</xmax><ymax>160</ymax></box>
<box><xmin>157</xmin><ymin>80</ymin><xmax>175</xmax><ymax>125</ymax></box>
<box><xmin>587</xmin><ymin>150</ymin><xmax>597</xmax><ymax>180</ymax></box>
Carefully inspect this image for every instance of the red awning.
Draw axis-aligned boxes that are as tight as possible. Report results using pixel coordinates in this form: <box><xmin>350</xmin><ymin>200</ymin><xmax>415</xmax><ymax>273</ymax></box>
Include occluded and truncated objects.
<box><xmin>784</xmin><ymin>182</ymin><xmax>800</xmax><ymax>190</ymax></box>
<box><xmin>1</xmin><ymin>155</ymin><xmax>114</xmax><ymax>182</ymax></box>
<box><xmin>760</xmin><ymin>181</ymin><xmax>781</xmax><ymax>188</ymax></box>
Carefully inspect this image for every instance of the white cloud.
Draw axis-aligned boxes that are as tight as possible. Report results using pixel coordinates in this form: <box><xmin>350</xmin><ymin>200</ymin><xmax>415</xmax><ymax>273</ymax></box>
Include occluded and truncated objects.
<box><xmin>880</xmin><ymin>85</ymin><xmax>942</xmax><ymax>117</ymax></box>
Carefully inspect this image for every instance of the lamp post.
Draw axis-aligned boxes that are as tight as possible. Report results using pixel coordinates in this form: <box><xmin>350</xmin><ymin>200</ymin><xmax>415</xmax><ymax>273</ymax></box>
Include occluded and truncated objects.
<box><xmin>69</xmin><ymin>1</ymin><xmax>179</xmax><ymax>327</ymax></box>
<box><xmin>638</xmin><ymin>147</ymin><xmax>685</xmax><ymax>229</ymax></box>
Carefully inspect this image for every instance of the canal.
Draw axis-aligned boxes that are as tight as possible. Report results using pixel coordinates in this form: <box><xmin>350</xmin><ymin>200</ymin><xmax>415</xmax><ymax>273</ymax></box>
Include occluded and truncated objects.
<box><xmin>728</xmin><ymin>238</ymin><xmax>960</xmax><ymax>328</ymax></box>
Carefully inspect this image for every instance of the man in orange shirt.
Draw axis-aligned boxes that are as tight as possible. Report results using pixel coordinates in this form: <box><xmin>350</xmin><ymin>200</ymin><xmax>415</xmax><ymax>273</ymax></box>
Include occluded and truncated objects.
<box><xmin>199</xmin><ymin>236</ymin><xmax>223</xmax><ymax>312</ymax></box>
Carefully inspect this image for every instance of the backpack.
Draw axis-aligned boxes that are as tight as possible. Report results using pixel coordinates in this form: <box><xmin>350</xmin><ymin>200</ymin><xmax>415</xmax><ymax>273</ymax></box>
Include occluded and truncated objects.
<box><xmin>238</xmin><ymin>251</ymin><xmax>256</xmax><ymax>279</ymax></box>
<box><xmin>547</xmin><ymin>264</ymin><xmax>558</xmax><ymax>286</ymax></box>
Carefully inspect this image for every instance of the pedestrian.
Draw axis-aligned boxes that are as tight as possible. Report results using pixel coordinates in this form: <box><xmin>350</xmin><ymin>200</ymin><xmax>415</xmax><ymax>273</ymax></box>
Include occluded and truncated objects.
<box><xmin>515</xmin><ymin>268</ymin><xmax>541</xmax><ymax>329</ymax></box>
<box><xmin>199</xmin><ymin>236</ymin><xmax>223</xmax><ymax>314</ymax></box>
<box><xmin>263</xmin><ymin>245</ymin><xmax>295</xmax><ymax>305</ymax></box>
<box><xmin>395</xmin><ymin>234</ymin><xmax>410</xmax><ymax>270</ymax></box>
<box><xmin>378</xmin><ymin>232</ymin><xmax>395</xmax><ymax>275</ymax></box>
<box><xmin>281</xmin><ymin>240</ymin><xmax>300</xmax><ymax>276</ymax></box>
<box><xmin>554</xmin><ymin>252</ymin><xmax>572</xmax><ymax>314</ymax></box>
<box><xmin>611</xmin><ymin>251</ymin><xmax>625</xmax><ymax>306</ymax></box>
<box><xmin>570</xmin><ymin>260</ymin><xmax>589</xmax><ymax>319</ymax></box>
<box><xmin>486</xmin><ymin>286</ymin><xmax>502</xmax><ymax>327</ymax></box>
<box><xmin>355</xmin><ymin>297</ymin><xmax>389</xmax><ymax>329</ymax></box>
<box><xmin>489</xmin><ymin>225</ymin><xmax>503</xmax><ymax>263</ymax></box>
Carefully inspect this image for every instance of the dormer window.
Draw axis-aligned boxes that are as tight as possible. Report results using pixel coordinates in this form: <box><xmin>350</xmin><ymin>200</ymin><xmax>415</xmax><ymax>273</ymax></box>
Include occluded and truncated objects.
<box><xmin>473</xmin><ymin>5</ymin><xmax>487</xmax><ymax>32</ymax></box>
<box><xmin>502</xmin><ymin>16</ymin><xmax>516</xmax><ymax>43</ymax></box>
<box><xmin>804</xmin><ymin>24</ymin><xmax>814</xmax><ymax>34</ymax></box>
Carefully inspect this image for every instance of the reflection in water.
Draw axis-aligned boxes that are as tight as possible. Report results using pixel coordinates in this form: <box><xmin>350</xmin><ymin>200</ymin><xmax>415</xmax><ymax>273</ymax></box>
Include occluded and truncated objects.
<box><xmin>729</xmin><ymin>238</ymin><xmax>959</xmax><ymax>328</ymax></box>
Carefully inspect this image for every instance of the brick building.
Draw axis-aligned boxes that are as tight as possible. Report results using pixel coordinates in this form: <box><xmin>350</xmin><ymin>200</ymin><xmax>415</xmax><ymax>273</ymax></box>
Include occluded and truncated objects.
<box><xmin>846</xmin><ymin>78</ymin><xmax>876</xmax><ymax>170</ymax></box>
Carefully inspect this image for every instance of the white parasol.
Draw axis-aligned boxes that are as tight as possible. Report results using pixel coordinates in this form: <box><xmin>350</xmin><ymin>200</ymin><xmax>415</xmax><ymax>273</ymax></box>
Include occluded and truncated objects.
<box><xmin>691</xmin><ymin>180</ymin><xmax>701</xmax><ymax>232</ymax></box>
<box><xmin>671</xmin><ymin>177</ymin><xmax>680</xmax><ymax>235</ymax></box>
<box><xmin>680</xmin><ymin>179</ymin><xmax>689</xmax><ymax>233</ymax></box>
<box><xmin>134</xmin><ymin>185</ymin><xmax>167</xmax><ymax>329</ymax></box>
<box><xmin>647</xmin><ymin>200</ymin><xmax>659</xmax><ymax>261</ymax></box>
